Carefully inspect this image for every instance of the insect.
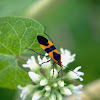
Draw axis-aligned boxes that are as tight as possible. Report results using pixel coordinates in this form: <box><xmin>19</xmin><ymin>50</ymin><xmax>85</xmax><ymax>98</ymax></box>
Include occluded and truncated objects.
<box><xmin>27</xmin><ymin>29</ymin><xmax>78</xmax><ymax>77</ymax></box>
<box><xmin>37</xmin><ymin>35</ymin><xmax>61</xmax><ymax>66</ymax></box>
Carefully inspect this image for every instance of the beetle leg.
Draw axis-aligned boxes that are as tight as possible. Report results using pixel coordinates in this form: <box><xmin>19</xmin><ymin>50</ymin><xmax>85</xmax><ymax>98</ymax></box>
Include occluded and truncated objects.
<box><xmin>26</xmin><ymin>48</ymin><xmax>45</xmax><ymax>56</ymax></box>
<box><xmin>58</xmin><ymin>66</ymin><xmax>63</xmax><ymax>80</ymax></box>
<box><xmin>39</xmin><ymin>58</ymin><xmax>52</xmax><ymax>66</ymax></box>
<box><xmin>52</xmin><ymin>62</ymin><xmax>55</xmax><ymax>77</ymax></box>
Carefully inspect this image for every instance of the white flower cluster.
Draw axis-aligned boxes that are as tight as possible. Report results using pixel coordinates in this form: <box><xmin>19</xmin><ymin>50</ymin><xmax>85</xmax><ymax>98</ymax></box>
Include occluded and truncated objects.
<box><xmin>18</xmin><ymin>48</ymin><xmax>84</xmax><ymax>100</ymax></box>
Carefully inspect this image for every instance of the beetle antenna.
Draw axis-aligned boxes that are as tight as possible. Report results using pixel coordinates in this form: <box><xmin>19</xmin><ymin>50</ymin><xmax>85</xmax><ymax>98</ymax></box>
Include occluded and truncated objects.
<box><xmin>44</xmin><ymin>26</ymin><xmax>54</xmax><ymax>43</ymax></box>
<box><xmin>61</xmin><ymin>65</ymin><xmax>79</xmax><ymax>76</ymax></box>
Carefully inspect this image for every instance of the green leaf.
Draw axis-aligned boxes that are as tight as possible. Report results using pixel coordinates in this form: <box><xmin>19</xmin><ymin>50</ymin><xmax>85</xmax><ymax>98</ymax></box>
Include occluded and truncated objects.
<box><xmin>0</xmin><ymin>17</ymin><xmax>44</xmax><ymax>89</ymax></box>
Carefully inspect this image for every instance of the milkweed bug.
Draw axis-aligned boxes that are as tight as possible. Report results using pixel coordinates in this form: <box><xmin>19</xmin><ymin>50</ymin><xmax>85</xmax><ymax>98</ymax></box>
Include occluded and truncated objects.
<box><xmin>37</xmin><ymin>35</ymin><xmax>61</xmax><ymax>66</ymax></box>
<box><xmin>27</xmin><ymin>28</ymin><xmax>78</xmax><ymax>78</ymax></box>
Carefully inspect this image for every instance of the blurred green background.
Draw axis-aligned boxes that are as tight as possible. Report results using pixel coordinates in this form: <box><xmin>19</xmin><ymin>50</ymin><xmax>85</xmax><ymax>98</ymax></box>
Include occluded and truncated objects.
<box><xmin>0</xmin><ymin>0</ymin><xmax>100</xmax><ymax>99</ymax></box>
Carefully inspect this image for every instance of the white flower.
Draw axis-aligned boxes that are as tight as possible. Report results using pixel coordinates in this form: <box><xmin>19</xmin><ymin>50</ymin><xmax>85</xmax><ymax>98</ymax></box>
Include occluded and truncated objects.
<box><xmin>50</xmin><ymin>68</ymin><xmax>58</xmax><ymax>78</ymax></box>
<box><xmin>45</xmin><ymin>85</ymin><xmax>51</xmax><ymax>91</ymax></box>
<box><xmin>28</xmin><ymin>71</ymin><xmax>41</xmax><ymax>83</ymax></box>
<box><xmin>37</xmin><ymin>55</ymin><xmax>51</xmax><ymax>68</ymax></box>
<box><xmin>66</xmin><ymin>66</ymin><xmax>84</xmax><ymax>81</ymax></box>
<box><xmin>49</xmin><ymin>94</ymin><xmax>56</xmax><ymax>100</ymax></box>
<box><xmin>32</xmin><ymin>90</ymin><xmax>42</xmax><ymax>100</ymax></box>
<box><xmin>18</xmin><ymin>85</ymin><xmax>33</xmax><ymax>100</ymax></box>
<box><xmin>61</xmin><ymin>87</ymin><xmax>72</xmax><ymax>96</ymax></box>
<box><xmin>68</xmin><ymin>84</ymin><xmax>83</xmax><ymax>100</ymax></box>
<box><xmin>22</xmin><ymin>56</ymin><xmax>39</xmax><ymax>71</ymax></box>
<box><xmin>58</xmin><ymin>81</ymin><xmax>64</xmax><ymax>87</ymax></box>
<box><xmin>40</xmin><ymin>78</ymin><xmax>48</xmax><ymax>86</ymax></box>
<box><xmin>18</xmin><ymin>48</ymin><xmax>84</xmax><ymax>100</ymax></box>
<box><xmin>60</xmin><ymin>48</ymin><xmax>76</xmax><ymax>67</ymax></box>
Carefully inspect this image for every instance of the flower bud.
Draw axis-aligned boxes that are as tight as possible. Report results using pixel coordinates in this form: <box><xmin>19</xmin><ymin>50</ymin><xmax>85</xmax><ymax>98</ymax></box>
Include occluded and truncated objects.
<box><xmin>28</xmin><ymin>71</ymin><xmax>41</xmax><ymax>83</ymax></box>
<box><xmin>45</xmin><ymin>85</ymin><xmax>51</xmax><ymax>91</ymax></box>
<box><xmin>32</xmin><ymin>90</ymin><xmax>43</xmax><ymax>100</ymax></box>
<box><xmin>49</xmin><ymin>94</ymin><xmax>56</xmax><ymax>100</ymax></box>
<box><xmin>40</xmin><ymin>79</ymin><xmax>48</xmax><ymax>86</ymax></box>
<box><xmin>50</xmin><ymin>68</ymin><xmax>58</xmax><ymax>78</ymax></box>
<box><xmin>58</xmin><ymin>81</ymin><xmax>64</xmax><ymax>87</ymax></box>
<box><xmin>44</xmin><ymin>91</ymin><xmax>50</xmax><ymax>97</ymax></box>
<box><xmin>52</xmin><ymin>83</ymin><xmax>57</xmax><ymax>87</ymax></box>
<box><xmin>57</xmin><ymin>92</ymin><xmax>63</xmax><ymax>100</ymax></box>
<box><xmin>60</xmin><ymin>87</ymin><xmax>72</xmax><ymax>96</ymax></box>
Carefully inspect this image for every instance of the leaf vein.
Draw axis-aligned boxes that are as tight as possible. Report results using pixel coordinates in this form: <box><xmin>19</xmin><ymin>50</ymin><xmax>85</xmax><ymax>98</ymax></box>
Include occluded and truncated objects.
<box><xmin>0</xmin><ymin>42</ymin><xmax>15</xmax><ymax>55</ymax></box>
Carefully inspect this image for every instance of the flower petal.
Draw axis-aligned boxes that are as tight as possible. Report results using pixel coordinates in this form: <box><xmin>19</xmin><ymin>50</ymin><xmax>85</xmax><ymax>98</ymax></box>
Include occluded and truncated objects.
<box><xmin>66</xmin><ymin>66</ymin><xmax>84</xmax><ymax>81</ymax></box>
<box><xmin>18</xmin><ymin>85</ymin><xmax>33</xmax><ymax>100</ymax></box>
<box><xmin>22</xmin><ymin>56</ymin><xmax>39</xmax><ymax>71</ymax></box>
<box><xmin>68</xmin><ymin>84</ymin><xmax>83</xmax><ymax>100</ymax></box>
<box><xmin>60</xmin><ymin>48</ymin><xmax>76</xmax><ymax>67</ymax></box>
<box><xmin>37</xmin><ymin>55</ymin><xmax>51</xmax><ymax>69</ymax></box>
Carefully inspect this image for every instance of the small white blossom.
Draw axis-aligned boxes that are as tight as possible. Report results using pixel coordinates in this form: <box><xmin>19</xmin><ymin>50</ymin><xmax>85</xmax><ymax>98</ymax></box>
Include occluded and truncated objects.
<box><xmin>45</xmin><ymin>85</ymin><xmax>51</xmax><ymax>91</ymax></box>
<box><xmin>40</xmin><ymin>78</ymin><xmax>48</xmax><ymax>86</ymax></box>
<box><xmin>68</xmin><ymin>84</ymin><xmax>83</xmax><ymax>100</ymax></box>
<box><xmin>61</xmin><ymin>87</ymin><xmax>72</xmax><ymax>96</ymax></box>
<box><xmin>49</xmin><ymin>94</ymin><xmax>56</xmax><ymax>100</ymax></box>
<box><xmin>28</xmin><ymin>71</ymin><xmax>41</xmax><ymax>83</ymax></box>
<box><xmin>22</xmin><ymin>56</ymin><xmax>39</xmax><ymax>71</ymax></box>
<box><xmin>66</xmin><ymin>66</ymin><xmax>84</xmax><ymax>81</ymax></box>
<box><xmin>18</xmin><ymin>85</ymin><xmax>33</xmax><ymax>100</ymax></box>
<box><xmin>32</xmin><ymin>91</ymin><xmax>42</xmax><ymax>100</ymax></box>
<box><xmin>37</xmin><ymin>55</ymin><xmax>51</xmax><ymax>68</ymax></box>
<box><xmin>60</xmin><ymin>48</ymin><xmax>76</xmax><ymax>67</ymax></box>
<box><xmin>58</xmin><ymin>81</ymin><xmax>64</xmax><ymax>87</ymax></box>
<box><xmin>50</xmin><ymin>68</ymin><xmax>58</xmax><ymax>78</ymax></box>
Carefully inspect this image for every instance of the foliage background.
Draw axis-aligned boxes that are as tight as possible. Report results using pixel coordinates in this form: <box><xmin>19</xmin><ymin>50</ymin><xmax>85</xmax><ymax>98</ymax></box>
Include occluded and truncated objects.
<box><xmin>0</xmin><ymin>0</ymin><xmax>100</xmax><ymax>100</ymax></box>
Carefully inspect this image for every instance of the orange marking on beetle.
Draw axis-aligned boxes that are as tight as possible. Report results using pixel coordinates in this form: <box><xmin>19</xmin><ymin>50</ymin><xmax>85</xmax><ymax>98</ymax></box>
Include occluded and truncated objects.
<box><xmin>37</xmin><ymin>35</ymin><xmax>61</xmax><ymax>66</ymax></box>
